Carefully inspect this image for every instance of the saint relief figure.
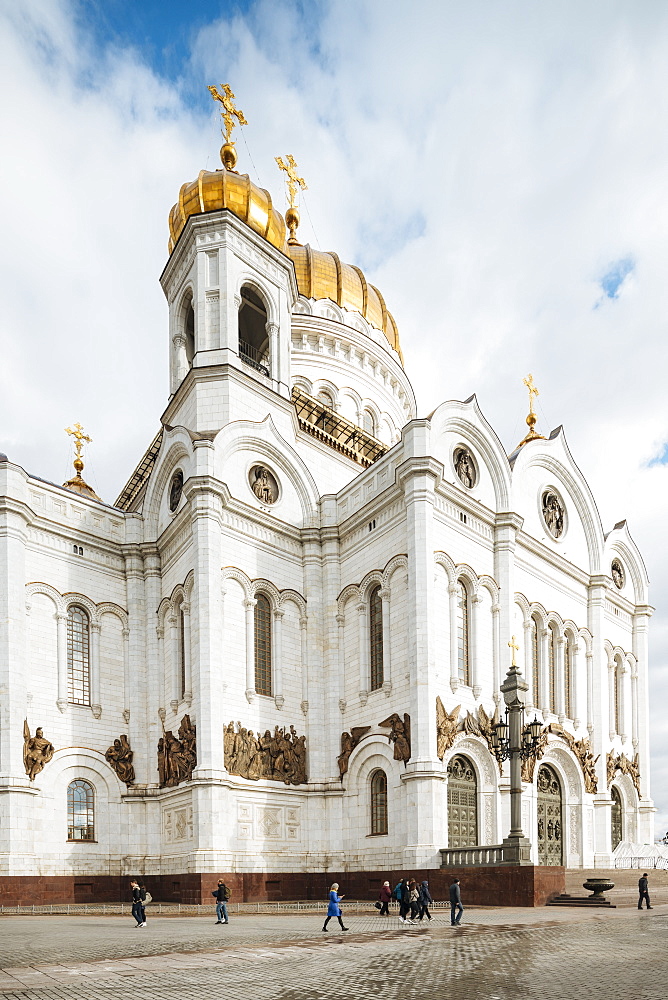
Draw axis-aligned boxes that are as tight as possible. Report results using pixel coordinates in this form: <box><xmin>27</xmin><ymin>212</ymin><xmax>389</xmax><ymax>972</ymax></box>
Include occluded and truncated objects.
<box><xmin>23</xmin><ymin>722</ymin><xmax>55</xmax><ymax>781</ymax></box>
<box><xmin>378</xmin><ymin>713</ymin><xmax>411</xmax><ymax>763</ymax></box>
<box><xmin>224</xmin><ymin>721</ymin><xmax>306</xmax><ymax>784</ymax></box>
<box><xmin>105</xmin><ymin>734</ymin><xmax>135</xmax><ymax>785</ymax></box>
<box><xmin>454</xmin><ymin>448</ymin><xmax>476</xmax><ymax>489</ymax></box>
<box><xmin>251</xmin><ymin>466</ymin><xmax>278</xmax><ymax>504</ymax></box>
<box><xmin>158</xmin><ymin>715</ymin><xmax>197</xmax><ymax>787</ymax></box>
<box><xmin>542</xmin><ymin>491</ymin><xmax>565</xmax><ymax>538</ymax></box>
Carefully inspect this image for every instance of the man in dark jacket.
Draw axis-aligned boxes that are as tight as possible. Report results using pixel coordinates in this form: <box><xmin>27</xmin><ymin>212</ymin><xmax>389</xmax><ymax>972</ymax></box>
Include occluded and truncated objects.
<box><xmin>130</xmin><ymin>880</ymin><xmax>146</xmax><ymax>927</ymax></box>
<box><xmin>214</xmin><ymin>880</ymin><xmax>231</xmax><ymax>923</ymax></box>
<box><xmin>449</xmin><ymin>879</ymin><xmax>463</xmax><ymax>925</ymax></box>
<box><xmin>418</xmin><ymin>880</ymin><xmax>433</xmax><ymax>921</ymax></box>
<box><xmin>638</xmin><ymin>873</ymin><xmax>652</xmax><ymax>910</ymax></box>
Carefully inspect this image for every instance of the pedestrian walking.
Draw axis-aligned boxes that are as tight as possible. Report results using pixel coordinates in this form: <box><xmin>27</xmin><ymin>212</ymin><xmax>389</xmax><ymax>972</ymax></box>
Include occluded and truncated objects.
<box><xmin>408</xmin><ymin>879</ymin><xmax>420</xmax><ymax>921</ymax></box>
<box><xmin>418</xmin><ymin>879</ymin><xmax>433</xmax><ymax>921</ymax></box>
<box><xmin>638</xmin><ymin>873</ymin><xmax>652</xmax><ymax>910</ymax></box>
<box><xmin>378</xmin><ymin>880</ymin><xmax>392</xmax><ymax>916</ymax></box>
<box><xmin>398</xmin><ymin>878</ymin><xmax>411</xmax><ymax>922</ymax></box>
<box><xmin>130</xmin><ymin>880</ymin><xmax>146</xmax><ymax>927</ymax></box>
<box><xmin>322</xmin><ymin>883</ymin><xmax>349</xmax><ymax>932</ymax></box>
<box><xmin>212</xmin><ymin>879</ymin><xmax>231</xmax><ymax>923</ymax></box>
<box><xmin>449</xmin><ymin>879</ymin><xmax>464</xmax><ymax>925</ymax></box>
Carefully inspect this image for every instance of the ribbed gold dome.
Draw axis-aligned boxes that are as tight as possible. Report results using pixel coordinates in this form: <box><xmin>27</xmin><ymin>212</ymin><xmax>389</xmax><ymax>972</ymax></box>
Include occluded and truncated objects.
<box><xmin>288</xmin><ymin>244</ymin><xmax>403</xmax><ymax>363</ymax></box>
<box><xmin>168</xmin><ymin>167</ymin><xmax>286</xmax><ymax>254</ymax></box>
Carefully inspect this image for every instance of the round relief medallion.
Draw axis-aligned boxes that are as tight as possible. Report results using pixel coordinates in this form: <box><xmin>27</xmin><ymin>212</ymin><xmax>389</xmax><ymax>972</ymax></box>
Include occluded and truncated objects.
<box><xmin>249</xmin><ymin>465</ymin><xmax>280</xmax><ymax>505</ymax></box>
<box><xmin>541</xmin><ymin>488</ymin><xmax>565</xmax><ymax>539</ymax></box>
<box><xmin>611</xmin><ymin>559</ymin><xmax>625</xmax><ymax>590</ymax></box>
<box><xmin>169</xmin><ymin>470</ymin><xmax>184</xmax><ymax>512</ymax></box>
<box><xmin>453</xmin><ymin>446</ymin><xmax>477</xmax><ymax>489</ymax></box>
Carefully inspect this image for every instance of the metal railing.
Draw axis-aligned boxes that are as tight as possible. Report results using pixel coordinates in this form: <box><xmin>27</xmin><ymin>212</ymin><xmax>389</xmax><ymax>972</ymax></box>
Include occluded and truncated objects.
<box><xmin>0</xmin><ymin>900</ymin><xmax>452</xmax><ymax>917</ymax></box>
<box><xmin>239</xmin><ymin>339</ymin><xmax>270</xmax><ymax>377</ymax></box>
<box><xmin>614</xmin><ymin>856</ymin><xmax>668</xmax><ymax>870</ymax></box>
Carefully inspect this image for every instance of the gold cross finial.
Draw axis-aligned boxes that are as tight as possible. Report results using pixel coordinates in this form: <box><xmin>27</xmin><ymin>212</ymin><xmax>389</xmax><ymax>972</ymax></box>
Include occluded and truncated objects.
<box><xmin>276</xmin><ymin>154</ymin><xmax>307</xmax><ymax>245</ymax></box>
<box><xmin>208</xmin><ymin>84</ymin><xmax>248</xmax><ymax>170</ymax></box>
<box><xmin>516</xmin><ymin>373</ymin><xmax>546</xmax><ymax>449</ymax></box>
<box><xmin>508</xmin><ymin>635</ymin><xmax>520</xmax><ymax>667</ymax></box>
<box><xmin>63</xmin><ymin>423</ymin><xmax>100</xmax><ymax>500</ymax></box>
<box><xmin>65</xmin><ymin>422</ymin><xmax>92</xmax><ymax>466</ymax></box>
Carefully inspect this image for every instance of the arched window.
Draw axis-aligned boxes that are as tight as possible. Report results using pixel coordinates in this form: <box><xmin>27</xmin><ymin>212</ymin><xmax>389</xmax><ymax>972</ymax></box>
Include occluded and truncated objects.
<box><xmin>447</xmin><ymin>755</ymin><xmax>477</xmax><ymax>848</ymax></box>
<box><xmin>548</xmin><ymin>624</ymin><xmax>558</xmax><ymax>714</ymax></box>
<box><xmin>564</xmin><ymin>635</ymin><xmax>573</xmax><ymax>719</ymax></box>
<box><xmin>238</xmin><ymin>286</ymin><xmax>269</xmax><ymax>376</ymax></box>
<box><xmin>362</xmin><ymin>409</ymin><xmax>376</xmax><ymax>437</ymax></box>
<box><xmin>317</xmin><ymin>389</ymin><xmax>334</xmax><ymax>409</ymax></box>
<box><xmin>611</xmin><ymin>785</ymin><xmax>623</xmax><ymax>850</ymax></box>
<box><xmin>456</xmin><ymin>581</ymin><xmax>470</xmax><ymax>686</ymax></box>
<box><xmin>254</xmin><ymin>593</ymin><xmax>272</xmax><ymax>696</ymax></box>
<box><xmin>67</xmin><ymin>605</ymin><xmax>90</xmax><ymax>706</ymax></box>
<box><xmin>614</xmin><ymin>656</ymin><xmax>623</xmax><ymax>735</ymax></box>
<box><xmin>530</xmin><ymin>615</ymin><xmax>539</xmax><ymax>706</ymax></box>
<box><xmin>183</xmin><ymin>294</ymin><xmax>195</xmax><ymax>365</ymax></box>
<box><xmin>370</xmin><ymin>769</ymin><xmax>388</xmax><ymax>835</ymax></box>
<box><xmin>369</xmin><ymin>585</ymin><xmax>384</xmax><ymax>691</ymax></box>
<box><xmin>67</xmin><ymin>779</ymin><xmax>95</xmax><ymax>841</ymax></box>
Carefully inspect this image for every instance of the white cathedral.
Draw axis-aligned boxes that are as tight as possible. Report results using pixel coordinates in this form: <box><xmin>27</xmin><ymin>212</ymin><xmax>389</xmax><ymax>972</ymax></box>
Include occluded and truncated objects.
<box><xmin>0</xmin><ymin>103</ymin><xmax>654</xmax><ymax>903</ymax></box>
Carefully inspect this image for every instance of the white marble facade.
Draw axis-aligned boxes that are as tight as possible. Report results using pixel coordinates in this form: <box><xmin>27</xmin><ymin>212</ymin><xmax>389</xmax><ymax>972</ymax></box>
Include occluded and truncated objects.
<box><xmin>0</xmin><ymin>173</ymin><xmax>654</xmax><ymax>883</ymax></box>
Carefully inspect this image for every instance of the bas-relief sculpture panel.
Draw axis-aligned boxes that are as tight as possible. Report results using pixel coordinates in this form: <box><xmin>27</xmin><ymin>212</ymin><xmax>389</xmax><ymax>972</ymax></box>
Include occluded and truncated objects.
<box><xmin>237</xmin><ymin>801</ymin><xmax>301</xmax><ymax>842</ymax></box>
<box><xmin>225</xmin><ymin>722</ymin><xmax>307</xmax><ymax>784</ymax></box>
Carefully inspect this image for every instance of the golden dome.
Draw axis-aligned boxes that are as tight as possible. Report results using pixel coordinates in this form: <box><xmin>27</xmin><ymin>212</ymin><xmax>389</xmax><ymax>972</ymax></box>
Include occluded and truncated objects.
<box><xmin>288</xmin><ymin>244</ymin><xmax>403</xmax><ymax>363</ymax></box>
<box><xmin>168</xmin><ymin>166</ymin><xmax>286</xmax><ymax>254</ymax></box>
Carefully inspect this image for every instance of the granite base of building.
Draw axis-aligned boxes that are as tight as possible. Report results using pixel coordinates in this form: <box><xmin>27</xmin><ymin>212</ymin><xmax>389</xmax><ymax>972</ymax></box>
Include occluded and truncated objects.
<box><xmin>0</xmin><ymin>866</ymin><xmax>565</xmax><ymax>908</ymax></box>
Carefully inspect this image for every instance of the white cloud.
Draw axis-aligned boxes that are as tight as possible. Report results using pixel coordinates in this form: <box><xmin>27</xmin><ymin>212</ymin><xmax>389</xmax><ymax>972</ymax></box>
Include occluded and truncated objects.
<box><xmin>1</xmin><ymin>0</ymin><xmax>667</xmax><ymax>833</ymax></box>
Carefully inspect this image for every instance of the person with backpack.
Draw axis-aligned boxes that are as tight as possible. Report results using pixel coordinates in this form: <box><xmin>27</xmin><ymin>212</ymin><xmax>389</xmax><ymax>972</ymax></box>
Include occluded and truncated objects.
<box><xmin>418</xmin><ymin>879</ymin><xmax>433</xmax><ymax>921</ymax></box>
<box><xmin>130</xmin><ymin>880</ymin><xmax>147</xmax><ymax>927</ymax></box>
<box><xmin>408</xmin><ymin>880</ymin><xmax>420</xmax><ymax>922</ymax></box>
<box><xmin>378</xmin><ymin>880</ymin><xmax>392</xmax><ymax>916</ymax></box>
<box><xmin>213</xmin><ymin>879</ymin><xmax>231</xmax><ymax>923</ymax></box>
<box><xmin>398</xmin><ymin>878</ymin><xmax>411</xmax><ymax>922</ymax></box>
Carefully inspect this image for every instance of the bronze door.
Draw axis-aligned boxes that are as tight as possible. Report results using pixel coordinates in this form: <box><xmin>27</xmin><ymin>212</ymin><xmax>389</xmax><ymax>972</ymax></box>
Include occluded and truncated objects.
<box><xmin>537</xmin><ymin>765</ymin><xmax>563</xmax><ymax>865</ymax></box>
<box><xmin>447</xmin><ymin>755</ymin><xmax>478</xmax><ymax>848</ymax></box>
<box><xmin>611</xmin><ymin>786</ymin><xmax>623</xmax><ymax>851</ymax></box>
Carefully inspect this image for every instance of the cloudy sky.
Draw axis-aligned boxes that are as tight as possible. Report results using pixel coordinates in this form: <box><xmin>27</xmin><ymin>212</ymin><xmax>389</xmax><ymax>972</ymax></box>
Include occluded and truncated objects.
<box><xmin>1</xmin><ymin>0</ymin><xmax>667</xmax><ymax>835</ymax></box>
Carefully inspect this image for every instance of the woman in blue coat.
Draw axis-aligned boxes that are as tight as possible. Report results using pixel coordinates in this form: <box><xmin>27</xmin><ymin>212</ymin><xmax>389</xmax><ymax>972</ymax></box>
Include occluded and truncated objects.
<box><xmin>322</xmin><ymin>883</ymin><xmax>349</xmax><ymax>931</ymax></box>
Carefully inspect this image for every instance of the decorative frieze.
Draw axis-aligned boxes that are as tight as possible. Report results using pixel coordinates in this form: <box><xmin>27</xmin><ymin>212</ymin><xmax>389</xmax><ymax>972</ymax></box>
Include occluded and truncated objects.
<box><xmin>158</xmin><ymin>714</ymin><xmax>197</xmax><ymax>787</ymax></box>
<box><xmin>224</xmin><ymin>722</ymin><xmax>307</xmax><ymax>784</ymax></box>
<box><xmin>607</xmin><ymin>750</ymin><xmax>640</xmax><ymax>795</ymax></box>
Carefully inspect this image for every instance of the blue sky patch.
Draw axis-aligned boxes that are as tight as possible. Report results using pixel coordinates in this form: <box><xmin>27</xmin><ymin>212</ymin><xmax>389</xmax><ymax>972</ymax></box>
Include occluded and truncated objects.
<box><xmin>600</xmin><ymin>256</ymin><xmax>635</xmax><ymax>299</ymax></box>
<box><xmin>648</xmin><ymin>443</ymin><xmax>668</xmax><ymax>467</ymax></box>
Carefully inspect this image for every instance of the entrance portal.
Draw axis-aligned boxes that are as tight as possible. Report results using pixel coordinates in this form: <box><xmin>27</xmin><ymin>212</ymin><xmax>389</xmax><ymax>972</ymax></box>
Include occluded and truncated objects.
<box><xmin>537</xmin><ymin>764</ymin><xmax>563</xmax><ymax>865</ymax></box>
<box><xmin>447</xmin><ymin>755</ymin><xmax>478</xmax><ymax>848</ymax></box>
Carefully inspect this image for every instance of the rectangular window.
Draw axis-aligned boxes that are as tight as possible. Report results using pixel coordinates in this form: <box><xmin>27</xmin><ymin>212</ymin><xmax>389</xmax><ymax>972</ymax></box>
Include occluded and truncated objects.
<box><xmin>67</xmin><ymin>607</ymin><xmax>90</xmax><ymax>705</ymax></box>
<box><xmin>254</xmin><ymin>595</ymin><xmax>272</xmax><ymax>696</ymax></box>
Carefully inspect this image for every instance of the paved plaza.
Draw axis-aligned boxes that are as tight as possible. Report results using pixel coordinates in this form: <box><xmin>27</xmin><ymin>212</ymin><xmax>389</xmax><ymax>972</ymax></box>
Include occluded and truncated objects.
<box><xmin>0</xmin><ymin>905</ymin><xmax>666</xmax><ymax>1000</ymax></box>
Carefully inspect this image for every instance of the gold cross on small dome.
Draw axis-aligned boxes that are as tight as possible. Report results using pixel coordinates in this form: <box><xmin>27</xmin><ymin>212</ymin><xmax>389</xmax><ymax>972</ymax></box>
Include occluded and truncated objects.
<box><xmin>276</xmin><ymin>154</ymin><xmax>308</xmax><ymax>246</ymax></box>
<box><xmin>208</xmin><ymin>84</ymin><xmax>248</xmax><ymax>170</ymax></box>
<box><xmin>508</xmin><ymin>635</ymin><xmax>520</xmax><ymax>666</ymax></box>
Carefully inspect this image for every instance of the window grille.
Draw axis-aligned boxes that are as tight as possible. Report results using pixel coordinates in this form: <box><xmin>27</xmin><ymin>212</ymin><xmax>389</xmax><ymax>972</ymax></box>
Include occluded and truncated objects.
<box><xmin>254</xmin><ymin>594</ymin><xmax>272</xmax><ymax>696</ymax></box>
<box><xmin>67</xmin><ymin>779</ymin><xmax>95</xmax><ymax>841</ymax></box>
<box><xmin>67</xmin><ymin>605</ymin><xmax>90</xmax><ymax>705</ymax></box>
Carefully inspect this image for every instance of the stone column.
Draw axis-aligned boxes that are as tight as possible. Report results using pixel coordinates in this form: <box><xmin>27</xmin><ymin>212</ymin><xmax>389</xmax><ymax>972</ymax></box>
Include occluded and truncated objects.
<box><xmin>172</xmin><ymin>334</ymin><xmax>188</xmax><ymax>387</ymax></box>
<box><xmin>588</xmin><ymin>575</ymin><xmax>613</xmax><ymax>863</ymax></box>
<box><xmin>539</xmin><ymin>628</ymin><xmax>550</xmax><ymax>715</ymax></box>
<box><xmin>142</xmin><ymin>545</ymin><xmax>163</xmax><ymax>787</ymax></box>
<box><xmin>56</xmin><ymin>612</ymin><xmax>68</xmax><ymax>713</ymax></box>
<box><xmin>336</xmin><ymin>614</ymin><xmax>346</xmax><ymax>714</ymax></box>
<box><xmin>168</xmin><ymin>614</ymin><xmax>179</xmax><ymax>712</ymax></box>
<box><xmin>632</xmin><ymin>606</ymin><xmax>652</xmax><ymax>802</ymax></box>
<box><xmin>493</xmin><ymin>511</ymin><xmax>523</xmax><ymax>711</ymax></box>
<box><xmin>618</xmin><ymin>661</ymin><xmax>628</xmax><ymax>743</ymax></box>
<box><xmin>244</xmin><ymin>598</ymin><xmax>256</xmax><ymax>703</ymax></box>
<box><xmin>630</xmin><ymin>661</ymin><xmax>639</xmax><ymax>754</ymax></box>
<box><xmin>357</xmin><ymin>602</ymin><xmax>369</xmax><ymax>704</ymax></box>
<box><xmin>523</xmin><ymin>619</ymin><xmax>534</xmax><ymax>711</ymax></box>
<box><xmin>608</xmin><ymin>660</ymin><xmax>616</xmax><ymax>740</ymax></box>
<box><xmin>491</xmin><ymin>603</ymin><xmax>501</xmax><ymax>700</ymax></box>
<box><xmin>122</xmin><ymin>628</ymin><xmax>131</xmax><ymax>723</ymax></box>
<box><xmin>570</xmin><ymin>639</ymin><xmax>579</xmax><ymax>729</ymax></box>
<box><xmin>273</xmin><ymin>609</ymin><xmax>285</xmax><ymax>710</ymax></box>
<box><xmin>379</xmin><ymin>587</ymin><xmax>392</xmax><ymax>696</ymax></box>
<box><xmin>299</xmin><ymin>616</ymin><xmax>309</xmax><ymax>715</ymax></box>
<box><xmin>90</xmin><ymin>622</ymin><xmax>101</xmax><ymax>719</ymax></box>
<box><xmin>182</xmin><ymin>602</ymin><xmax>192</xmax><ymax>707</ymax></box>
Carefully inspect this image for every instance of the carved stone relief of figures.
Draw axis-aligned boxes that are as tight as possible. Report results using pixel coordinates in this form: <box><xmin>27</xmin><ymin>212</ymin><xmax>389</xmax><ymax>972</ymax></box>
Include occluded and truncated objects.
<box><xmin>23</xmin><ymin>721</ymin><xmax>55</xmax><ymax>781</ymax></box>
<box><xmin>453</xmin><ymin>447</ymin><xmax>477</xmax><ymax>489</ymax></box>
<box><xmin>249</xmin><ymin>465</ymin><xmax>279</xmax><ymax>505</ymax></box>
<box><xmin>378</xmin><ymin>713</ymin><xmax>411</xmax><ymax>763</ymax></box>
<box><xmin>541</xmin><ymin>490</ymin><xmax>565</xmax><ymax>539</ymax></box>
<box><xmin>436</xmin><ymin>698</ymin><xmax>460</xmax><ymax>761</ymax></box>
<box><xmin>458</xmin><ymin>705</ymin><xmax>502</xmax><ymax>774</ymax></box>
<box><xmin>158</xmin><ymin>714</ymin><xmax>197</xmax><ymax>788</ymax></box>
<box><xmin>607</xmin><ymin>750</ymin><xmax>641</xmax><ymax>796</ymax></box>
<box><xmin>337</xmin><ymin>726</ymin><xmax>371</xmax><ymax>780</ymax></box>
<box><xmin>105</xmin><ymin>734</ymin><xmax>135</xmax><ymax>785</ymax></box>
<box><xmin>225</xmin><ymin>721</ymin><xmax>307</xmax><ymax>785</ymax></box>
<box><xmin>523</xmin><ymin>723</ymin><xmax>599</xmax><ymax>793</ymax></box>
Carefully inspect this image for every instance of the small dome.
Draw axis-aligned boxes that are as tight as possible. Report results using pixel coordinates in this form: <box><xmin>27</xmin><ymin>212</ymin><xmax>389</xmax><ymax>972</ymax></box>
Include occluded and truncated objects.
<box><xmin>288</xmin><ymin>244</ymin><xmax>403</xmax><ymax>363</ymax></box>
<box><xmin>168</xmin><ymin>167</ymin><xmax>286</xmax><ymax>254</ymax></box>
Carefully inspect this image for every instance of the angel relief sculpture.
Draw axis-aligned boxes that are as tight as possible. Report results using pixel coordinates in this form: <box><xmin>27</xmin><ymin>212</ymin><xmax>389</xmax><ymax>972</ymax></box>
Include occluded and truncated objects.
<box><xmin>378</xmin><ymin>713</ymin><xmax>411</xmax><ymax>763</ymax></box>
<box><xmin>337</xmin><ymin>726</ymin><xmax>371</xmax><ymax>779</ymax></box>
<box><xmin>436</xmin><ymin>697</ymin><xmax>460</xmax><ymax>760</ymax></box>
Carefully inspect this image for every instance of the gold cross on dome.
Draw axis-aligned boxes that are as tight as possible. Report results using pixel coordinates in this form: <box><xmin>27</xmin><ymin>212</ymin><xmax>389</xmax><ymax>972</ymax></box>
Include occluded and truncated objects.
<box><xmin>208</xmin><ymin>83</ymin><xmax>248</xmax><ymax>143</ymax></box>
<box><xmin>508</xmin><ymin>635</ymin><xmax>520</xmax><ymax>667</ymax></box>
<box><xmin>275</xmin><ymin>154</ymin><xmax>307</xmax><ymax>209</ymax></box>
<box><xmin>523</xmin><ymin>373</ymin><xmax>539</xmax><ymax>416</ymax></box>
<box><xmin>65</xmin><ymin>422</ymin><xmax>92</xmax><ymax>459</ymax></box>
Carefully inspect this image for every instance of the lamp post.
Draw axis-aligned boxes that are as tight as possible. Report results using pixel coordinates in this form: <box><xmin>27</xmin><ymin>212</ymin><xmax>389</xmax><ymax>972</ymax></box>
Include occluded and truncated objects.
<box><xmin>492</xmin><ymin>637</ymin><xmax>544</xmax><ymax>864</ymax></box>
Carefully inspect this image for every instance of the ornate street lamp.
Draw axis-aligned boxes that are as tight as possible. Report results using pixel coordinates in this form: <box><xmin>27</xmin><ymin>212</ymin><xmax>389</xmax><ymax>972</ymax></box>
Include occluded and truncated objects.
<box><xmin>495</xmin><ymin>636</ymin><xmax>544</xmax><ymax>864</ymax></box>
